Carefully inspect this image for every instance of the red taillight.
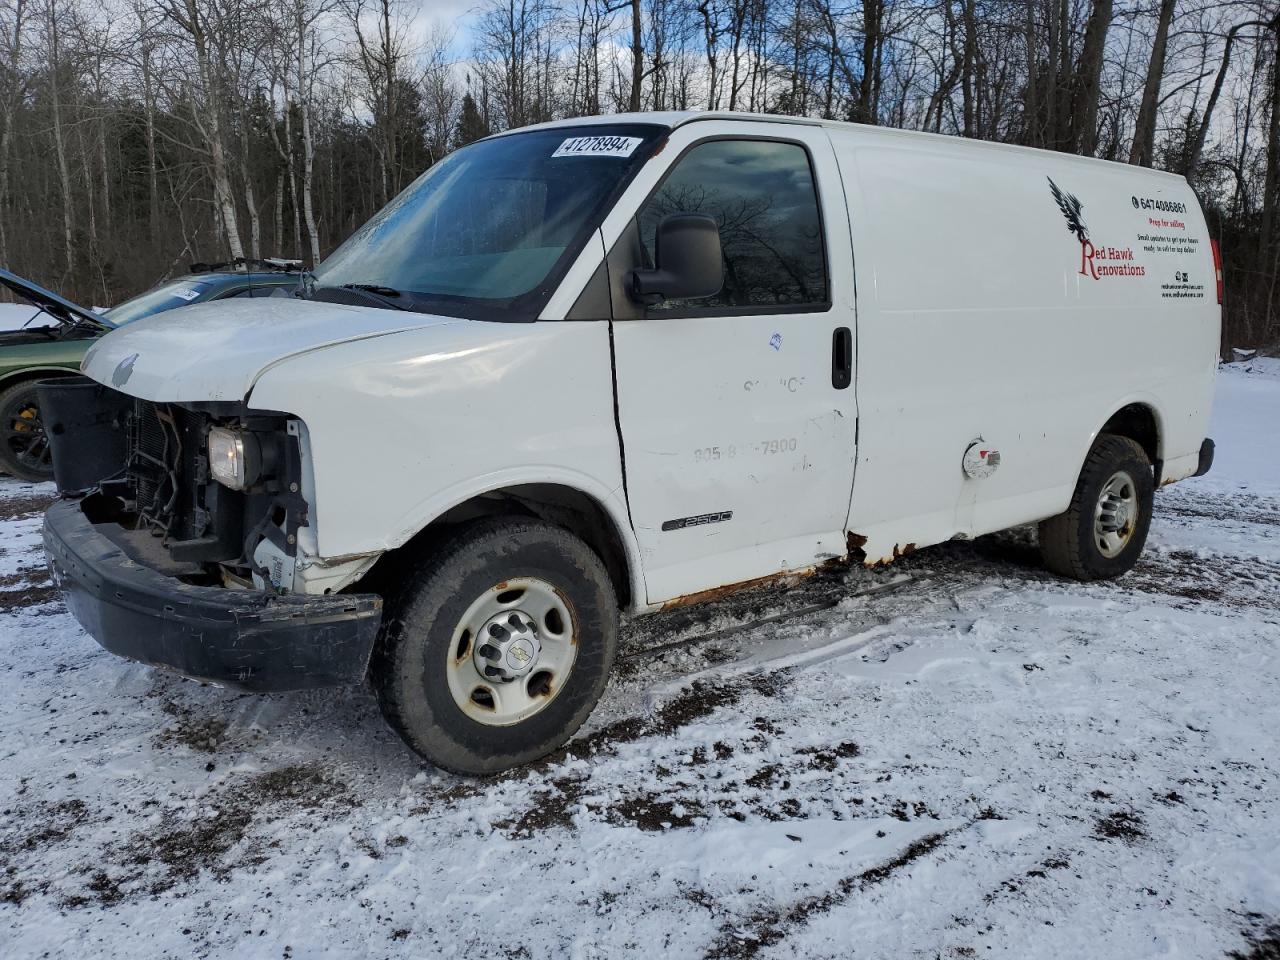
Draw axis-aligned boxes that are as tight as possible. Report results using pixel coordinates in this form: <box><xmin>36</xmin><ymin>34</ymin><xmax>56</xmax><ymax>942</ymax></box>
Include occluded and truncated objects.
<box><xmin>1211</xmin><ymin>238</ymin><xmax>1224</xmax><ymax>305</ymax></box>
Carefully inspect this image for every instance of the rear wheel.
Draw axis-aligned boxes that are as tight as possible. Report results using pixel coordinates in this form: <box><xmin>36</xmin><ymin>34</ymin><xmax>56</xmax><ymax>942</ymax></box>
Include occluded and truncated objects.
<box><xmin>371</xmin><ymin>518</ymin><xmax>618</xmax><ymax>775</ymax></box>
<box><xmin>1039</xmin><ymin>434</ymin><xmax>1154</xmax><ymax>581</ymax></box>
<box><xmin>0</xmin><ymin>380</ymin><xmax>54</xmax><ymax>482</ymax></box>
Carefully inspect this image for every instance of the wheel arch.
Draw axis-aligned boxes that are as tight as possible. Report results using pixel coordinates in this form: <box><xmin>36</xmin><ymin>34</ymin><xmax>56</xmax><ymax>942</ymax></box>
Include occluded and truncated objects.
<box><xmin>1094</xmin><ymin>400</ymin><xmax>1163</xmax><ymax>480</ymax></box>
<box><xmin>0</xmin><ymin>366</ymin><xmax>81</xmax><ymax>394</ymax></box>
<box><xmin>368</xmin><ymin>481</ymin><xmax>641</xmax><ymax>611</ymax></box>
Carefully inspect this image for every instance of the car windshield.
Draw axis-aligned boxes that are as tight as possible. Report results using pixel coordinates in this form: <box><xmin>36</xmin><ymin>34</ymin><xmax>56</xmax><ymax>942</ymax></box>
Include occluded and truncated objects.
<box><xmin>309</xmin><ymin>124</ymin><xmax>663</xmax><ymax>321</ymax></box>
<box><xmin>105</xmin><ymin>278</ymin><xmax>215</xmax><ymax>326</ymax></box>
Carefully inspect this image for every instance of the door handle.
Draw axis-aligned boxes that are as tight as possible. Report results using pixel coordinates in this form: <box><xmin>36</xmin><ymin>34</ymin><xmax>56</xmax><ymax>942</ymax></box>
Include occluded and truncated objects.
<box><xmin>831</xmin><ymin>327</ymin><xmax>852</xmax><ymax>390</ymax></box>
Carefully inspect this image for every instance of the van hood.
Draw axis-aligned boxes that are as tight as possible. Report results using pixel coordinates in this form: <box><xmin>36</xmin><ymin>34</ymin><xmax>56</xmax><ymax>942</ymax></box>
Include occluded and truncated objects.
<box><xmin>81</xmin><ymin>296</ymin><xmax>463</xmax><ymax>403</ymax></box>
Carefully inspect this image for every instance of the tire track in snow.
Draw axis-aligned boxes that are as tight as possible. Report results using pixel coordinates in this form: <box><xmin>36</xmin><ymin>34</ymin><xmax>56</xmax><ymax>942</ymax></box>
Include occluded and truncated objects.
<box><xmin>701</xmin><ymin>822</ymin><xmax>975</xmax><ymax>959</ymax></box>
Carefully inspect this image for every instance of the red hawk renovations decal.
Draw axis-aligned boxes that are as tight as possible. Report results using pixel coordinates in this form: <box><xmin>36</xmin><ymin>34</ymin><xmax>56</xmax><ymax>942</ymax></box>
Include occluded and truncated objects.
<box><xmin>1047</xmin><ymin>177</ymin><xmax>1146</xmax><ymax>280</ymax></box>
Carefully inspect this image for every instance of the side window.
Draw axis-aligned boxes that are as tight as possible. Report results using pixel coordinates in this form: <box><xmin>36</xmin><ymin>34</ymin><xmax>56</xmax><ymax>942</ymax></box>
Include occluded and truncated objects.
<box><xmin>637</xmin><ymin>139</ymin><xmax>827</xmax><ymax>311</ymax></box>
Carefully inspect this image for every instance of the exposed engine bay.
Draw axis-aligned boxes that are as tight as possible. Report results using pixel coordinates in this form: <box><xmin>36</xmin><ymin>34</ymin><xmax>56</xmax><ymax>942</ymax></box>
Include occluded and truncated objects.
<box><xmin>41</xmin><ymin>378</ymin><xmax>307</xmax><ymax>591</ymax></box>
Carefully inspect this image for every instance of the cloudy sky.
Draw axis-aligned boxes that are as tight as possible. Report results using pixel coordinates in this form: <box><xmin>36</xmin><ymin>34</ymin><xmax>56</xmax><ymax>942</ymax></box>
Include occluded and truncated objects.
<box><xmin>414</xmin><ymin>0</ymin><xmax>477</xmax><ymax>57</ymax></box>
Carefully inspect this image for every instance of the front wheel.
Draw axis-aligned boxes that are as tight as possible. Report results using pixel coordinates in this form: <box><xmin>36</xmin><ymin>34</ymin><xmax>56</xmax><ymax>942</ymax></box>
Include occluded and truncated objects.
<box><xmin>1039</xmin><ymin>434</ymin><xmax>1154</xmax><ymax>581</ymax></box>
<box><xmin>371</xmin><ymin>518</ymin><xmax>618</xmax><ymax>775</ymax></box>
<box><xmin>0</xmin><ymin>380</ymin><xmax>54</xmax><ymax>482</ymax></box>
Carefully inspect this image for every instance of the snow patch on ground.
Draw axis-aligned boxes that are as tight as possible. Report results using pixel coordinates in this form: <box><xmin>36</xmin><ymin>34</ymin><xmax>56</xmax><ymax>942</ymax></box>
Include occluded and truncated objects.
<box><xmin>1</xmin><ymin>363</ymin><xmax>1278</xmax><ymax>958</ymax></box>
<box><xmin>1195</xmin><ymin>359</ymin><xmax>1280</xmax><ymax>498</ymax></box>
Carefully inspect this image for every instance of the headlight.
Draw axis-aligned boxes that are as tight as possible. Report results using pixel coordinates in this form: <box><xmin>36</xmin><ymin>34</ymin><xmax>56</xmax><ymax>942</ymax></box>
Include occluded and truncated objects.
<box><xmin>208</xmin><ymin>426</ymin><xmax>261</xmax><ymax>490</ymax></box>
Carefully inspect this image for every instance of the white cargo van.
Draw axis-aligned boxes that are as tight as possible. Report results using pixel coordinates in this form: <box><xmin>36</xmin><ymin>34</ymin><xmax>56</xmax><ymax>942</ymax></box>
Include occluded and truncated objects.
<box><xmin>42</xmin><ymin>112</ymin><xmax>1219</xmax><ymax>773</ymax></box>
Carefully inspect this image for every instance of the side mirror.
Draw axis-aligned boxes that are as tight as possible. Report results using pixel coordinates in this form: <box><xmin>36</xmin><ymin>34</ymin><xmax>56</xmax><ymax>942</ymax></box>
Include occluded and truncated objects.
<box><xmin>628</xmin><ymin>214</ymin><xmax>723</xmax><ymax>305</ymax></box>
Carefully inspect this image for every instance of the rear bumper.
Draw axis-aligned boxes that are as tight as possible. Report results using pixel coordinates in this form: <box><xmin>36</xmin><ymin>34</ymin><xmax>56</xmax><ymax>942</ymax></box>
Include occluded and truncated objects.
<box><xmin>1194</xmin><ymin>437</ymin><xmax>1215</xmax><ymax>478</ymax></box>
<box><xmin>43</xmin><ymin>499</ymin><xmax>382</xmax><ymax>692</ymax></box>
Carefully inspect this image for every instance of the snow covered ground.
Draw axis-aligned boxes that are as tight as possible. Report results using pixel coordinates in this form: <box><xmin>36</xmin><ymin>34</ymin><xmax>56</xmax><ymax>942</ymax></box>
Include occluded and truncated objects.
<box><xmin>1</xmin><ymin>362</ymin><xmax>1278</xmax><ymax>959</ymax></box>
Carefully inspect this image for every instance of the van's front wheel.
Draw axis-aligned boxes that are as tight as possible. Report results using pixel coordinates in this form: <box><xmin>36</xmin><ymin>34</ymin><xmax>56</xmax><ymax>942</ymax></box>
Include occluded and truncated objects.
<box><xmin>371</xmin><ymin>518</ymin><xmax>618</xmax><ymax>775</ymax></box>
<box><xmin>1039</xmin><ymin>434</ymin><xmax>1154</xmax><ymax>581</ymax></box>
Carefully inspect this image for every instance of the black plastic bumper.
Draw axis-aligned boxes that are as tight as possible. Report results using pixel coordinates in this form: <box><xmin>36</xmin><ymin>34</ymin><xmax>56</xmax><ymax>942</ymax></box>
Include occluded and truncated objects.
<box><xmin>1194</xmin><ymin>438</ymin><xmax>1215</xmax><ymax>478</ymax></box>
<box><xmin>43</xmin><ymin>500</ymin><xmax>382</xmax><ymax>692</ymax></box>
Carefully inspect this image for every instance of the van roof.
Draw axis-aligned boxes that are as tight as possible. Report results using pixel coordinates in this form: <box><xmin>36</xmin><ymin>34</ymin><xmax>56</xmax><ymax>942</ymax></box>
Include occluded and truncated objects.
<box><xmin>499</xmin><ymin>110</ymin><xmax>1189</xmax><ymax>183</ymax></box>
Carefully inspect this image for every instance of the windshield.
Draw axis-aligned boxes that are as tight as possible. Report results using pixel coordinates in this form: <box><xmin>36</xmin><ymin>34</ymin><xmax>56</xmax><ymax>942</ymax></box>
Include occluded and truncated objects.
<box><xmin>105</xmin><ymin>278</ymin><xmax>214</xmax><ymax>326</ymax></box>
<box><xmin>310</xmin><ymin>124</ymin><xmax>663</xmax><ymax>321</ymax></box>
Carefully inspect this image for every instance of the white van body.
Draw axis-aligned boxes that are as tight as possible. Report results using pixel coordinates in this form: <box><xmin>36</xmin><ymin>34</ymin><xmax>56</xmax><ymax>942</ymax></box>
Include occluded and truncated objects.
<box><xmin>49</xmin><ymin>111</ymin><xmax>1218</xmax><ymax>771</ymax></box>
<box><xmin>81</xmin><ymin>111</ymin><xmax>1218</xmax><ymax>610</ymax></box>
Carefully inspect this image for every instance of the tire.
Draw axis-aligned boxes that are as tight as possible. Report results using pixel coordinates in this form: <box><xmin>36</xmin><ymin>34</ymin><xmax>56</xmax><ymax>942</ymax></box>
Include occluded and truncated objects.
<box><xmin>371</xmin><ymin>517</ymin><xmax>619</xmax><ymax>775</ymax></box>
<box><xmin>1039</xmin><ymin>434</ymin><xmax>1154</xmax><ymax>581</ymax></box>
<box><xmin>0</xmin><ymin>380</ymin><xmax>54</xmax><ymax>482</ymax></box>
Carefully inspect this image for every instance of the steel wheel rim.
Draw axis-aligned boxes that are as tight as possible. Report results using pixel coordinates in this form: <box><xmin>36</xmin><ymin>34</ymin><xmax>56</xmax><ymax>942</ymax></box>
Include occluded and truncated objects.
<box><xmin>2</xmin><ymin>392</ymin><xmax>50</xmax><ymax>472</ymax></box>
<box><xmin>445</xmin><ymin>576</ymin><xmax>577</xmax><ymax>726</ymax></box>
<box><xmin>1094</xmin><ymin>469</ymin><xmax>1138</xmax><ymax>558</ymax></box>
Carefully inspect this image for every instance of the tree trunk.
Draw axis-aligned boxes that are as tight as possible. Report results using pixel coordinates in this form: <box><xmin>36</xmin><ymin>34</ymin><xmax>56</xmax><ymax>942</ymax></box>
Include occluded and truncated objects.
<box><xmin>697</xmin><ymin>1</ymin><xmax>719</xmax><ymax>109</ymax></box>
<box><xmin>1071</xmin><ymin>0</ymin><xmax>1112</xmax><ymax>155</ymax></box>
<box><xmin>45</xmin><ymin>0</ymin><xmax>75</xmax><ymax>278</ymax></box>
<box><xmin>179</xmin><ymin>0</ymin><xmax>243</xmax><ymax>260</ymax></box>
<box><xmin>629</xmin><ymin>0</ymin><xmax>642</xmax><ymax>111</ymax></box>
<box><xmin>1185</xmin><ymin>33</ymin><xmax>1235</xmax><ymax>176</ymax></box>
<box><xmin>269</xmin><ymin>68</ymin><xmax>303</xmax><ymax>262</ymax></box>
<box><xmin>860</xmin><ymin>0</ymin><xmax>883</xmax><ymax>124</ymax></box>
<box><xmin>243</xmin><ymin>170</ymin><xmax>261</xmax><ymax>260</ymax></box>
<box><xmin>380</xmin><ymin>0</ymin><xmax>396</xmax><ymax>196</ymax></box>
<box><xmin>1260</xmin><ymin>19</ymin><xmax>1280</xmax><ymax>256</ymax></box>
<box><xmin>138</xmin><ymin>26</ymin><xmax>160</xmax><ymax>247</ymax></box>
<box><xmin>0</xmin><ymin>0</ymin><xmax>27</xmax><ymax>268</ymax></box>
<box><xmin>1022</xmin><ymin>0</ymin><xmax>1038</xmax><ymax>147</ymax></box>
<box><xmin>274</xmin><ymin>171</ymin><xmax>284</xmax><ymax>256</ymax></box>
<box><xmin>959</xmin><ymin>0</ymin><xmax>977</xmax><ymax>137</ymax></box>
<box><xmin>297</xmin><ymin>14</ymin><xmax>321</xmax><ymax>266</ymax></box>
<box><xmin>1128</xmin><ymin>0</ymin><xmax>1176</xmax><ymax>166</ymax></box>
<box><xmin>238</xmin><ymin>104</ymin><xmax>260</xmax><ymax>260</ymax></box>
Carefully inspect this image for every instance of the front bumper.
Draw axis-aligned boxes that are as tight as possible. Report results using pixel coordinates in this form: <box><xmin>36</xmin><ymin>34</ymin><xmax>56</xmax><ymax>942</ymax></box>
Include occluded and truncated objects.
<box><xmin>43</xmin><ymin>499</ymin><xmax>382</xmax><ymax>692</ymax></box>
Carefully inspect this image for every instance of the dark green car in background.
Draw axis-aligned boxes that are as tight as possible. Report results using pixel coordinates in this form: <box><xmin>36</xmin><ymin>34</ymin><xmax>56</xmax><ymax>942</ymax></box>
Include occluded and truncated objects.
<box><xmin>0</xmin><ymin>261</ymin><xmax>300</xmax><ymax>481</ymax></box>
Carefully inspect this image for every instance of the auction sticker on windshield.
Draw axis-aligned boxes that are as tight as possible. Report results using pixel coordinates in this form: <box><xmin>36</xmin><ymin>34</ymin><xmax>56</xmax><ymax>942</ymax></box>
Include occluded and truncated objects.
<box><xmin>171</xmin><ymin>287</ymin><xmax>201</xmax><ymax>302</ymax></box>
<box><xmin>552</xmin><ymin>136</ymin><xmax>644</xmax><ymax>159</ymax></box>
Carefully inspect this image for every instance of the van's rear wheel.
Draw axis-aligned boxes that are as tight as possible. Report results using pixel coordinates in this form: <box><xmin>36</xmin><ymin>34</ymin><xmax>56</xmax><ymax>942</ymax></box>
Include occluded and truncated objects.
<box><xmin>371</xmin><ymin>518</ymin><xmax>618</xmax><ymax>775</ymax></box>
<box><xmin>1039</xmin><ymin>434</ymin><xmax>1154</xmax><ymax>581</ymax></box>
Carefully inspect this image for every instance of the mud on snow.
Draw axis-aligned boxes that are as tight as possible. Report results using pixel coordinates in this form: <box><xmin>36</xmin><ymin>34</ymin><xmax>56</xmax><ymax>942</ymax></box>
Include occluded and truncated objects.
<box><xmin>2</xmin><ymin>362</ymin><xmax>1280</xmax><ymax>959</ymax></box>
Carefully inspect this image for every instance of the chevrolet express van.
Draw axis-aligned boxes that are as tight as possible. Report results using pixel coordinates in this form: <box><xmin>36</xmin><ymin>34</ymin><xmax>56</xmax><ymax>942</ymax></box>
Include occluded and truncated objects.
<box><xmin>41</xmin><ymin>112</ymin><xmax>1219</xmax><ymax>774</ymax></box>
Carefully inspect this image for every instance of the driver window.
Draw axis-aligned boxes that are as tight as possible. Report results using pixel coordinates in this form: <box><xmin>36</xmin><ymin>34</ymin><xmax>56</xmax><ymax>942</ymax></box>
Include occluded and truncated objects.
<box><xmin>636</xmin><ymin>139</ymin><xmax>828</xmax><ymax>312</ymax></box>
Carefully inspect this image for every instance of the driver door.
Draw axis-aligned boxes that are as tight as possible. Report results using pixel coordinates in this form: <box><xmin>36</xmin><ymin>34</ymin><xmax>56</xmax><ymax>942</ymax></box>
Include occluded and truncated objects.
<box><xmin>605</xmin><ymin>125</ymin><xmax>859</xmax><ymax>605</ymax></box>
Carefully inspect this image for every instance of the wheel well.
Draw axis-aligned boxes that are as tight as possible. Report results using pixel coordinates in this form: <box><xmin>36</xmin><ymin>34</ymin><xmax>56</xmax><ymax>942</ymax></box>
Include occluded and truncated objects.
<box><xmin>0</xmin><ymin>368</ymin><xmax>78</xmax><ymax>395</ymax></box>
<box><xmin>1099</xmin><ymin>403</ymin><xmax>1159</xmax><ymax>472</ymax></box>
<box><xmin>369</xmin><ymin>484</ymin><xmax>633</xmax><ymax>608</ymax></box>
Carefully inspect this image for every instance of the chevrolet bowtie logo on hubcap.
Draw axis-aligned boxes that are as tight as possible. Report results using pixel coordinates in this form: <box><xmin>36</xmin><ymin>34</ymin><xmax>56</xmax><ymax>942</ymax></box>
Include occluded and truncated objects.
<box><xmin>474</xmin><ymin>612</ymin><xmax>542</xmax><ymax>683</ymax></box>
<box><xmin>507</xmin><ymin>640</ymin><xmax>534</xmax><ymax>668</ymax></box>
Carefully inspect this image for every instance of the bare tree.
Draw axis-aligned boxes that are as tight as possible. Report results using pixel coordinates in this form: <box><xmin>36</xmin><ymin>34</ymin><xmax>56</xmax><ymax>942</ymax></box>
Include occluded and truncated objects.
<box><xmin>1129</xmin><ymin>0</ymin><xmax>1176</xmax><ymax>165</ymax></box>
<box><xmin>0</xmin><ymin>0</ymin><xmax>28</xmax><ymax>266</ymax></box>
<box><xmin>0</xmin><ymin>0</ymin><xmax>1274</xmax><ymax>350</ymax></box>
<box><xmin>155</xmin><ymin>0</ymin><xmax>245</xmax><ymax>259</ymax></box>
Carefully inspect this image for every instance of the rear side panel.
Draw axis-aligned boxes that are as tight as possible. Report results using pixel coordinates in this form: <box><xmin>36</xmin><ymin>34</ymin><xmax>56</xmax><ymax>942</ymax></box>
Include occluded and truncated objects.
<box><xmin>831</xmin><ymin>128</ymin><xmax>1218</xmax><ymax>561</ymax></box>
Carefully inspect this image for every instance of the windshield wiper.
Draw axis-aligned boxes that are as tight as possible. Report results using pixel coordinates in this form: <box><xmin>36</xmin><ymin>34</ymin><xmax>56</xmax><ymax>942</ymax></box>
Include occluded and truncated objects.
<box><xmin>340</xmin><ymin>283</ymin><xmax>410</xmax><ymax>311</ymax></box>
<box><xmin>301</xmin><ymin>280</ymin><xmax>410</xmax><ymax>311</ymax></box>
<box><xmin>342</xmin><ymin>283</ymin><xmax>402</xmax><ymax>298</ymax></box>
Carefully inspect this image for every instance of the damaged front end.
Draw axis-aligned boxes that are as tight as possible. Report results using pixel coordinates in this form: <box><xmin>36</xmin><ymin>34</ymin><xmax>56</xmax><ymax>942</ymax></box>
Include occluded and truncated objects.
<box><xmin>39</xmin><ymin>377</ymin><xmax>381</xmax><ymax>691</ymax></box>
